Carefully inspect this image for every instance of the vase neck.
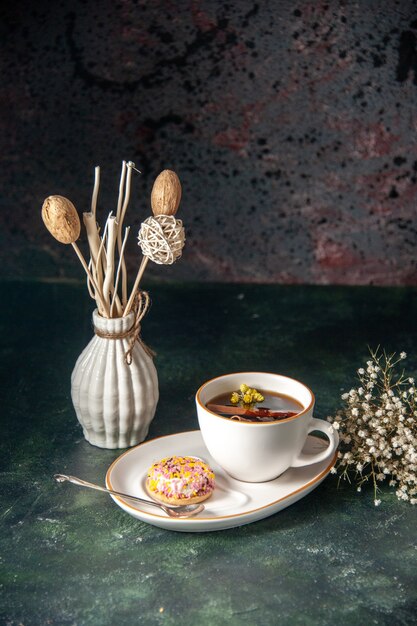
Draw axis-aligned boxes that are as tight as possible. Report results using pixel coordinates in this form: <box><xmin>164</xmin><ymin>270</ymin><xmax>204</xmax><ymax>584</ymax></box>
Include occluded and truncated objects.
<box><xmin>92</xmin><ymin>309</ymin><xmax>135</xmax><ymax>336</ymax></box>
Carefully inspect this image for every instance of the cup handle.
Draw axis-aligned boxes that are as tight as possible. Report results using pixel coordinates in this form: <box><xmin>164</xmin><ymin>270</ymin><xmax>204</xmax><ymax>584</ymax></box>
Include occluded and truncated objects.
<box><xmin>291</xmin><ymin>418</ymin><xmax>339</xmax><ymax>468</ymax></box>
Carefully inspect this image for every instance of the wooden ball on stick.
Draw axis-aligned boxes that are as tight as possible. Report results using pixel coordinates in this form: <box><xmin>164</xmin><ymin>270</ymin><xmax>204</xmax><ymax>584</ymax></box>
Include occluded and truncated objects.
<box><xmin>123</xmin><ymin>170</ymin><xmax>183</xmax><ymax>317</ymax></box>
<box><xmin>41</xmin><ymin>195</ymin><xmax>108</xmax><ymax>316</ymax></box>
<box><xmin>151</xmin><ymin>170</ymin><xmax>182</xmax><ymax>216</ymax></box>
<box><xmin>42</xmin><ymin>195</ymin><xmax>81</xmax><ymax>244</ymax></box>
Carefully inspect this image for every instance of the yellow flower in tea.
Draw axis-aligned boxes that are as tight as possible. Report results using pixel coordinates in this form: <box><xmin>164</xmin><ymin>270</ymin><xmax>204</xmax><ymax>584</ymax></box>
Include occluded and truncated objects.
<box><xmin>230</xmin><ymin>385</ymin><xmax>264</xmax><ymax>407</ymax></box>
<box><xmin>230</xmin><ymin>392</ymin><xmax>240</xmax><ymax>405</ymax></box>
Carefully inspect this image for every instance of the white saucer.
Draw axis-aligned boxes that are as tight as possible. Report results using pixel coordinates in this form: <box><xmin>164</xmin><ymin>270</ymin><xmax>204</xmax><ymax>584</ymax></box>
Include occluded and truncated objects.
<box><xmin>106</xmin><ymin>430</ymin><xmax>337</xmax><ymax>532</ymax></box>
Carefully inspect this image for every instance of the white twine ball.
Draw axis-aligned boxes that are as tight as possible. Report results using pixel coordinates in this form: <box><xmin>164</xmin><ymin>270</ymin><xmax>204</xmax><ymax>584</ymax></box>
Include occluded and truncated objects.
<box><xmin>138</xmin><ymin>215</ymin><xmax>185</xmax><ymax>265</ymax></box>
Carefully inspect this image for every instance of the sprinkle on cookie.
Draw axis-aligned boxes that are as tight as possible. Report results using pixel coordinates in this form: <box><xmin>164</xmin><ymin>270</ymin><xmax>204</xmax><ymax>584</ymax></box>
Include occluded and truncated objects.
<box><xmin>147</xmin><ymin>456</ymin><xmax>215</xmax><ymax>499</ymax></box>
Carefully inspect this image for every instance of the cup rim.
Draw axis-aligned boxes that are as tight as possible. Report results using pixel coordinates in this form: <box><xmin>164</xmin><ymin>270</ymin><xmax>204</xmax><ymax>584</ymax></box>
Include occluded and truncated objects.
<box><xmin>196</xmin><ymin>371</ymin><xmax>315</xmax><ymax>425</ymax></box>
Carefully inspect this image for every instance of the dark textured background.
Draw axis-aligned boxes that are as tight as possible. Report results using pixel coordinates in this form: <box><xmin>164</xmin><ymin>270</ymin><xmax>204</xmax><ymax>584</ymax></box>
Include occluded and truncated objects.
<box><xmin>1</xmin><ymin>0</ymin><xmax>417</xmax><ymax>285</ymax></box>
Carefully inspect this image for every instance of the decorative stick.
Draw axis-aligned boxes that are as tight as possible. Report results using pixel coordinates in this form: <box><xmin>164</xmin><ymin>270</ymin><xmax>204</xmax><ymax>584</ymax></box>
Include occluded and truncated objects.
<box><xmin>85</xmin><ymin>167</ymin><xmax>104</xmax><ymax>314</ymax></box>
<box><xmin>96</xmin><ymin>213</ymin><xmax>122</xmax><ymax>315</ymax></box>
<box><xmin>115</xmin><ymin>161</ymin><xmax>127</xmax><ymax>224</ymax></box>
<box><xmin>120</xmin><ymin>161</ymin><xmax>135</xmax><ymax>225</ymax></box>
<box><xmin>84</xmin><ymin>211</ymin><xmax>123</xmax><ymax>316</ymax></box>
<box><xmin>83</xmin><ymin>212</ymin><xmax>104</xmax><ymax>292</ymax></box>
<box><xmin>71</xmin><ymin>242</ymin><xmax>108</xmax><ymax>316</ymax></box>
<box><xmin>91</xmin><ymin>166</ymin><xmax>100</xmax><ymax>219</ymax></box>
<box><xmin>102</xmin><ymin>216</ymin><xmax>118</xmax><ymax>312</ymax></box>
<box><xmin>114</xmin><ymin>161</ymin><xmax>128</xmax><ymax>312</ymax></box>
<box><xmin>110</xmin><ymin>227</ymin><xmax>130</xmax><ymax>317</ymax></box>
<box><xmin>123</xmin><ymin>256</ymin><xmax>148</xmax><ymax>317</ymax></box>
<box><xmin>86</xmin><ymin>259</ymin><xmax>96</xmax><ymax>301</ymax></box>
<box><xmin>95</xmin><ymin>212</ymin><xmax>111</xmax><ymax>275</ymax></box>
<box><xmin>118</xmin><ymin>161</ymin><xmax>135</xmax><ymax>307</ymax></box>
<box><xmin>89</xmin><ymin>212</ymin><xmax>110</xmax><ymax>315</ymax></box>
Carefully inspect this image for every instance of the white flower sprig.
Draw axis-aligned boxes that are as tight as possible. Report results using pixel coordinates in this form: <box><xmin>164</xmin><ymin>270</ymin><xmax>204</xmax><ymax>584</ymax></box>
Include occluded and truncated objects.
<box><xmin>328</xmin><ymin>348</ymin><xmax>417</xmax><ymax>506</ymax></box>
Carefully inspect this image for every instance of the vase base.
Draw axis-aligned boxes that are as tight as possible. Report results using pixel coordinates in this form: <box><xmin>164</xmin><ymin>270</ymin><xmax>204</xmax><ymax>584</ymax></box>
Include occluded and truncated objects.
<box><xmin>83</xmin><ymin>429</ymin><xmax>149</xmax><ymax>449</ymax></box>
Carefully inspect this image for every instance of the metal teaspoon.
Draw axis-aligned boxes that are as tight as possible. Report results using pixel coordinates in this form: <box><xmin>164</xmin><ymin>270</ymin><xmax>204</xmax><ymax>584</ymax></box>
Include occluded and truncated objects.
<box><xmin>54</xmin><ymin>474</ymin><xmax>205</xmax><ymax>518</ymax></box>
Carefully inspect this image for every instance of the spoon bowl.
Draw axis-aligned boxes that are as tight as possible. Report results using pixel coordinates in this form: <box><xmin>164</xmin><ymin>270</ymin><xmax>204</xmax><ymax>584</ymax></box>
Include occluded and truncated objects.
<box><xmin>54</xmin><ymin>474</ymin><xmax>205</xmax><ymax>518</ymax></box>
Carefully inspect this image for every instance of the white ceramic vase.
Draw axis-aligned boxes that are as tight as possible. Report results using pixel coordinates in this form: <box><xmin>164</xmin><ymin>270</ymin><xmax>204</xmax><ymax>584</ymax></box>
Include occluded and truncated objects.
<box><xmin>71</xmin><ymin>310</ymin><xmax>158</xmax><ymax>449</ymax></box>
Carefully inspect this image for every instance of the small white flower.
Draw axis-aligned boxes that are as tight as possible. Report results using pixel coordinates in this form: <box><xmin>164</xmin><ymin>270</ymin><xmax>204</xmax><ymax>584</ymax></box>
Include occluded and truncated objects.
<box><xmin>409</xmin><ymin>378</ymin><xmax>414</xmax><ymax>384</ymax></box>
<box><xmin>400</xmin><ymin>352</ymin><xmax>407</xmax><ymax>359</ymax></box>
<box><xmin>358</xmin><ymin>368</ymin><xmax>365</xmax><ymax>375</ymax></box>
<box><xmin>374</xmin><ymin>499</ymin><xmax>381</xmax><ymax>506</ymax></box>
<box><xmin>330</xmin><ymin>467</ymin><xmax>337</xmax><ymax>474</ymax></box>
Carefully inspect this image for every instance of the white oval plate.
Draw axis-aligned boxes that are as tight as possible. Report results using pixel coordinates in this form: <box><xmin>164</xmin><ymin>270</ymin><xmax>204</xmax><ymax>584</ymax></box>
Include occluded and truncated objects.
<box><xmin>106</xmin><ymin>430</ymin><xmax>337</xmax><ymax>532</ymax></box>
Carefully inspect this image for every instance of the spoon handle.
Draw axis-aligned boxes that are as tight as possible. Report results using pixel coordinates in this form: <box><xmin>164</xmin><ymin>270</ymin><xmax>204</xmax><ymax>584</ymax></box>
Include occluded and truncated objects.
<box><xmin>54</xmin><ymin>474</ymin><xmax>163</xmax><ymax>511</ymax></box>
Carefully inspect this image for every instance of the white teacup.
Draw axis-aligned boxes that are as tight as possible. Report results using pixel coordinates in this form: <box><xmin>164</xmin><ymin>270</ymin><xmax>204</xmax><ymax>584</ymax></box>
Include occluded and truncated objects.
<box><xmin>196</xmin><ymin>372</ymin><xmax>339</xmax><ymax>482</ymax></box>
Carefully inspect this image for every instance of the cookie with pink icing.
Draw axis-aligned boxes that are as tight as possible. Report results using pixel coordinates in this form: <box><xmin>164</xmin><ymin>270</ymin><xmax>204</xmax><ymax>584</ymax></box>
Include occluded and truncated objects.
<box><xmin>146</xmin><ymin>456</ymin><xmax>216</xmax><ymax>505</ymax></box>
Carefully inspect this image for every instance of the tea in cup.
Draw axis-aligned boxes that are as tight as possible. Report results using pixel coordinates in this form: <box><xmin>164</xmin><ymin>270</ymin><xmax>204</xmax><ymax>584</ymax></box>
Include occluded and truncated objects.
<box><xmin>196</xmin><ymin>372</ymin><xmax>338</xmax><ymax>482</ymax></box>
